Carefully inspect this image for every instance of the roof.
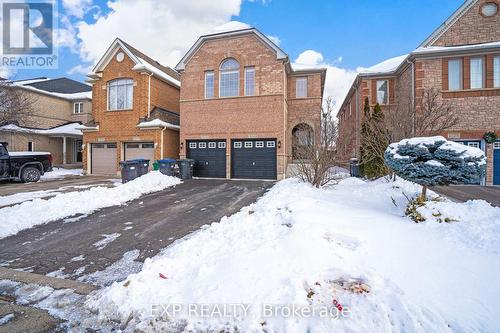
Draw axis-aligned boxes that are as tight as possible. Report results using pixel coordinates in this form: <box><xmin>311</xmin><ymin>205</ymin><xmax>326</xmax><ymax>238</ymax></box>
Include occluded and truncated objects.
<box><xmin>413</xmin><ymin>40</ymin><xmax>500</xmax><ymax>56</ymax></box>
<box><xmin>148</xmin><ymin>107</ymin><xmax>180</xmax><ymax>126</ymax></box>
<box><xmin>358</xmin><ymin>54</ymin><xmax>409</xmax><ymax>76</ymax></box>
<box><xmin>89</xmin><ymin>38</ymin><xmax>180</xmax><ymax>87</ymax></box>
<box><xmin>137</xmin><ymin>119</ymin><xmax>180</xmax><ymax>131</ymax></box>
<box><xmin>11</xmin><ymin>78</ymin><xmax>92</xmax><ymax>100</ymax></box>
<box><xmin>419</xmin><ymin>0</ymin><xmax>478</xmax><ymax>47</ymax></box>
<box><xmin>175</xmin><ymin>28</ymin><xmax>288</xmax><ymax>71</ymax></box>
<box><xmin>0</xmin><ymin>122</ymin><xmax>83</xmax><ymax>136</ymax></box>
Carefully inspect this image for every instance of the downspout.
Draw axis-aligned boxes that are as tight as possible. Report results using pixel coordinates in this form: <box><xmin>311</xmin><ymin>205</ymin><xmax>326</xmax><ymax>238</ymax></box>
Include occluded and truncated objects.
<box><xmin>283</xmin><ymin>60</ymin><xmax>288</xmax><ymax>179</ymax></box>
<box><xmin>147</xmin><ymin>72</ymin><xmax>153</xmax><ymax>118</ymax></box>
<box><xmin>160</xmin><ymin>126</ymin><xmax>167</xmax><ymax>159</ymax></box>
<box><xmin>406</xmin><ymin>58</ymin><xmax>415</xmax><ymax>136</ymax></box>
<box><xmin>354</xmin><ymin>83</ymin><xmax>359</xmax><ymax>156</ymax></box>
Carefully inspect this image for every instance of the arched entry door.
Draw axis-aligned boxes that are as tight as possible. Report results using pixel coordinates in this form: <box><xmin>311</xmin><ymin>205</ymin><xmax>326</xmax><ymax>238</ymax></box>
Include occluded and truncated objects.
<box><xmin>292</xmin><ymin>123</ymin><xmax>314</xmax><ymax>160</ymax></box>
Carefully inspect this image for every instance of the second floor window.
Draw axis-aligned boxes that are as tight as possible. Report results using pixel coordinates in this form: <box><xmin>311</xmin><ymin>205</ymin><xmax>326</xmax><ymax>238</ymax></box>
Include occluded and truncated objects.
<box><xmin>470</xmin><ymin>57</ymin><xmax>484</xmax><ymax>89</ymax></box>
<box><xmin>494</xmin><ymin>56</ymin><xmax>500</xmax><ymax>88</ymax></box>
<box><xmin>205</xmin><ymin>71</ymin><xmax>214</xmax><ymax>98</ymax></box>
<box><xmin>376</xmin><ymin>80</ymin><xmax>388</xmax><ymax>104</ymax></box>
<box><xmin>219</xmin><ymin>58</ymin><xmax>239</xmax><ymax>97</ymax></box>
<box><xmin>448</xmin><ymin>59</ymin><xmax>462</xmax><ymax>91</ymax></box>
<box><xmin>296</xmin><ymin>77</ymin><xmax>307</xmax><ymax>98</ymax></box>
<box><xmin>73</xmin><ymin>102</ymin><xmax>83</xmax><ymax>114</ymax></box>
<box><xmin>244</xmin><ymin>67</ymin><xmax>255</xmax><ymax>96</ymax></box>
<box><xmin>108</xmin><ymin>78</ymin><xmax>133</xmax><ymax>111</ymax></box>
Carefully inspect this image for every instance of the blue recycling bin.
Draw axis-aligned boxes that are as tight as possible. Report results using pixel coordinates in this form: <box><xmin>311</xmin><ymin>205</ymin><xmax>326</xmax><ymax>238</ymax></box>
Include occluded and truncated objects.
<box><xmin>157</xmin><ymin>159</ymin><xmax>177</xmax><ymax>176</ymax></box>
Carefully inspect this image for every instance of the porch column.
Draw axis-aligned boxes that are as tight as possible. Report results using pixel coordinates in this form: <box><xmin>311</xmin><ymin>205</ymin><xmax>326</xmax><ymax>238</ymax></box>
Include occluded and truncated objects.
<box><xmin>62</xmin><ymin>136</ymin><xmax>67</xmax><ymax>164</ymax></box>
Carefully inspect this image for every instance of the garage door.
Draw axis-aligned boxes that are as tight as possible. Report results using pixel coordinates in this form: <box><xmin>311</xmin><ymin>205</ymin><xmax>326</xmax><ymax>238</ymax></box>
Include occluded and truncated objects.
<box><xmin>91</xmin><ymin>143</ymin><xmax>117</xmax><ymax>175</ymax></box>
<box><xmin>494</xmin><ymin>142</ymin><xmax>500</xmax><ymax>185</ymax></box>
<box><xmin>124</xmin><ymin>142</ymin><xmax>155</xmax><ymax>166</ymax></box>
<box><xmin>187</xmin><ymin>140</ymin><xmax>226</xmax><ymax>178</ymax></box>
<box><xmin>231</xmin><ymin>139</ymin><xmax>276</xmax><ymax>180</ymax></box>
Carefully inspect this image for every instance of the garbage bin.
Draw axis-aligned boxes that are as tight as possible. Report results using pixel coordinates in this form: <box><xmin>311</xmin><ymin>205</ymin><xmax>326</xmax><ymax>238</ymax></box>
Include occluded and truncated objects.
<box><xmin>177</xmin><ymin>158</ymin><xmax>195</xmax><ymax>179</ymax></box>
<box><xmin>157</xmin><ymin>159</ymin><xmax>177</xmax><ymax>176</ymax></box>
<box><xmin>131</xmin><ymin>159</ymin><xmax>150</xmax><ymax>176</ymax></box>
<box><xmin>119</xmin><ymin>160</ymin><xmax>140</xmax><ymax>183</ymax></box>
<box><xmin>349</xmin><ymin>158</ymin><xmax>360</xmax><ymax>178</ymax></box>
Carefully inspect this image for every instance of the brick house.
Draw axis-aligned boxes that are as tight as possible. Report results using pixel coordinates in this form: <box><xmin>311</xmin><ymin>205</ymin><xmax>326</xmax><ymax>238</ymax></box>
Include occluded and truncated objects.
<box><xmin>337</xmin><ymin>0</ymin><xmax>500</xmax><ymax>185</ymax></box>
<box><xmin>0</xmin><ymin>77</ymin><xmax>92</xmax><ymax>165</ymax></box>
<box><xmin>82</xmin><ymin>39</ymin><xmax>180</xmax><ymax>175</ymax></box>
<box><xmin>175</xmin><ymin>28</ymin><xmax>326</xmax><ymax>180</ymax></box>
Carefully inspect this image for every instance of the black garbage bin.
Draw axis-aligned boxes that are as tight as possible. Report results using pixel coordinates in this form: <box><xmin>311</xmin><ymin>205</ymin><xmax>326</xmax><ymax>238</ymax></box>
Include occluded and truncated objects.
<box><xmin>119</xmin><ymin>160</ymin><xmax>140</xmax><ymax>183</ymax></box>
<box><xmin>177</xmin><ymin>158</ymin><xmax>195</xmax><ymax>179</ymax></box>
<box><xmin>158</xmin><ymin>159</ymin><xmax>177</xmax><ymax>176</ymax></box>
<box><xmin>131</xmin><ymin>159</ymin><xmax>150</xmax><ymax>176</ymax></box>
<box><xmin>349</xmin><ymin>158</ymin><xmax>360</xmax><ymax>177</ymax></box>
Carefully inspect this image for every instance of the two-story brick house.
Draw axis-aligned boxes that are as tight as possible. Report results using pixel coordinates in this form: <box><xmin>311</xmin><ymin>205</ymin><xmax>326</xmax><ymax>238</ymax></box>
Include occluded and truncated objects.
<box><xmin>0</xmin><ymin>77</ymin><xmax>92</xmax><ymax>165</ymax></box>
<box><xmin>337</xmin><ymin>0</ymin><xmax>500</xmax><ymax>185</ymax></box>
<box><xmin>175</xmin><ymin>28</ymin><xmax>326</xmax><ymax>180</ymax></box>
<box><xmin>82</xmin><ymin>39</ymin><xmax>181</xmax><ymax>175</ymax></box>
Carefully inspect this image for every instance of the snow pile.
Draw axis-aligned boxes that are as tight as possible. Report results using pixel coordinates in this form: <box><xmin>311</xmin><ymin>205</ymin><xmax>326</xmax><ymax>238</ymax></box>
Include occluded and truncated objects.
<box><xmin>88</xmin><ymin>177</ymin><xmax>500</xmax><ymax>332</ymax></box>
<box><xmin>40</xmin><ymin>168</ymin><xmax>83</xmax><ymax>180</ymax></box>
<box><xmin>0</xmin><ymin>172</ymin><xmax>181</xmax><ymax>239</ymax></box>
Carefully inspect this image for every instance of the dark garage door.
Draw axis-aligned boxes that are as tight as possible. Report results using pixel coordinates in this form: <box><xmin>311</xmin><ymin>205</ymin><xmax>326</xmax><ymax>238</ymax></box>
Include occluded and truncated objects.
<box><xmin>231</xmin><ymin>139</ymin><xmax>277</xmax><ymax>180</ymax></box>
<box><xmin>187</xmin><ymin>140</ymin><xmax>226</xmax><ymax>178</ymax></box>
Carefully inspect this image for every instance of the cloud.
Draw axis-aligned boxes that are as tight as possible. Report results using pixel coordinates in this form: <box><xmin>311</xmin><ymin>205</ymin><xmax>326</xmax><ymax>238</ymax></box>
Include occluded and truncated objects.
<box><xmin>67</xmin><ymin>64</ymin><xmax>93</xmax><ymax>75</ymax></box>
<box><xmin>267</xmin><ymin>35</ymin><xmax>280</xmax><ymax>45</ymax></box>
<box><xmin>293</xmin><ymin>50</ymin><xmax>359</xmax><ymax>115</ymax></box>
<box><xmin>62</xmin><ymin>0</ymin><xmax>93</xmax><ymax>18</ymax></box>
<box><xmin>75</xmin><ymin>0</ymin><xmax>245</xmax><ymax>68</ymax></box>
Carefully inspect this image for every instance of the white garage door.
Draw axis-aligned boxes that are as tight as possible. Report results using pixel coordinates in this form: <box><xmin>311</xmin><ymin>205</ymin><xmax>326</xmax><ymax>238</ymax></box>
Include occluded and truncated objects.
<box><xmin>124</xmin><ymin>142</ymin><xmax>155</xmax><ymax>168</ymax></box>
<box><xmin>91</xmin><ymin>143</ymin><xmax>117</xmax><ymax>175</ymax></box>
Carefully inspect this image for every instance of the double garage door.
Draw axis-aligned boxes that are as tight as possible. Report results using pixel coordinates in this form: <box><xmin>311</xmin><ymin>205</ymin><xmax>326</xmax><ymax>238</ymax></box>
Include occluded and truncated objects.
<box><xmin>187</xmin><ymin>138</ymin><xmax>277</xmax><ymax>179</ymax></box>
<box><xmin>91</xmin><ymin>142</ymin><xmax>154</xmax><ymax>175</ymax></box>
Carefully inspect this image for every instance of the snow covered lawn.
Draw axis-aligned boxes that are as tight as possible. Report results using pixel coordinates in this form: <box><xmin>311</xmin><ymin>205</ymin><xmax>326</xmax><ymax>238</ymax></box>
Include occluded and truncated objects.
<box><xmin>88</xmin><ymin>177</ymin><xmax>500</xmax><ymax>332</ymax></box>
<box><xmin>40</xmin><ymin>167</ymin><xmax>83</xmax><ymax>180</ymax></box>
<box><xmin>0</xmin><ymin>172</ymin><xmax>181</xmax><ymax>239</ymax></box>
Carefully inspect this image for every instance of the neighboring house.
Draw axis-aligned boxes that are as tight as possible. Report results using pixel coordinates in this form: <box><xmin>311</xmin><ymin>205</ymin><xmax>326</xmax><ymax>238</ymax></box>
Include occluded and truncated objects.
<box><xmin>82</xmin><ymin>38</ymin><xmax>180</xmax><ymax>175</ymax></box>
<box><xmin>0</xmin><ymin>77</ymin><xmax>92</xmax><ymax>165</ymax></box>
<box><xmin>175</xmin><ymin>28</ymin><xmax>326</xmax><ymax>180</ymax></box>
<box><xmin>337</xmin><ymin>0</ymin><xmax>500</xmax><ymax>185</ymax></box>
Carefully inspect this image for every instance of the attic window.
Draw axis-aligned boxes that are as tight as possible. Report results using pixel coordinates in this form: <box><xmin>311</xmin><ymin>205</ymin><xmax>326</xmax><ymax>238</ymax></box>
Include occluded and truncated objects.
<box><xmin>481</xmin><ymin>2</ymin><xmax>498</xmax><ymax>17</ymax></box>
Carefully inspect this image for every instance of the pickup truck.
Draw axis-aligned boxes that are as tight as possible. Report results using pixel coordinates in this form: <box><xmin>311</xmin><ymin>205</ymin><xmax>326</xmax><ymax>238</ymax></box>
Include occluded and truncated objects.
<box><xmin>0</xmin><ymin>142</ymin><xmax>53</xmax><ymax>182</ymax></box>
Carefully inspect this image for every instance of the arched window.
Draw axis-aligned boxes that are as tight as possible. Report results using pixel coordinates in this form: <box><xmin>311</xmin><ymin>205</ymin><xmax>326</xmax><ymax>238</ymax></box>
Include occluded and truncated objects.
<box><xmin>219</xmin><ymin>58</ymin><xmax>239</xmax><ymax>97</ymax></box>
<box><xmin>108</xmin><ymin>78</ymin><xmax>133</xmax><ymax>110</ymax></box>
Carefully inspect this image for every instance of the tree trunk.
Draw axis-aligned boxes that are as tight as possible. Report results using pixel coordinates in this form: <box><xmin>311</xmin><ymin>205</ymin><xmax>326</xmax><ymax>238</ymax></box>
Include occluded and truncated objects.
<box><xmin>420</xmin><ymin>185</ymin><xmax>427</xmax><ymax>201</ymax></box>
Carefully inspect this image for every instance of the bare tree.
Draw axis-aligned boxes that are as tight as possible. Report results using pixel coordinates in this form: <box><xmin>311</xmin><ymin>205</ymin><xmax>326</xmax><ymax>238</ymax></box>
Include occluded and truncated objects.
<box><xmin>293</xmin><ymin>97</ymin><xmax>343</xmax><ymax>187</ymax></box>
<box><xmin>0</xmin><ymin>80</ymin><xmax>36</xmax><ymax>126</ymax></box>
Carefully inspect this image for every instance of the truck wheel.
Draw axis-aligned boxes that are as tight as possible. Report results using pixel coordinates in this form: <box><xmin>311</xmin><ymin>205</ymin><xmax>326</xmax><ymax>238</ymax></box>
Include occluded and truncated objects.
<box><xmin>21</xmin><ymin>167</ymin><xmax>41</xmax><ymax>183</ymax></box>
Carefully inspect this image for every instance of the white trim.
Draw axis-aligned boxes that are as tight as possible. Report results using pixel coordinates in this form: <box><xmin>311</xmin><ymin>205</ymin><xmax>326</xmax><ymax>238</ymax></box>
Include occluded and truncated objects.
<box><xmin>244</xmin><ymin>141</ymin><xmax>253</xmax><ymax>148</ymax></box>
<box><xmin>234</xmin><ymin>141</ymin><xmax>242</xmax><ymax>148</ymax></box>
<box><xmin>199</xmin><ymin>142</ymin><xmax>207</xmax><ymax>149</ymax></box>
<box><xmin>189</xmin><ymin>142</ymin><xmax>197</xmax><ymax>149</ymax></box>
<box><xmin>494</xmin><ymin>142</ymin><xmax>500</xmax><ymax>149</ymax></box>
<box><xmin>208</xmin><ymin>142</ymin><xmax>216</xmax><ymax>148</ymax></box>
<box><xmin>255</xmin><ymin>141</ymin><xmax>264</xmax><ymax>148</ymax></box>
<box><xmin>266</xmin><ymin>141</ymin><xmax>275</xmax><ymax>148</ymax></box>
<box><xmin>218</xmin><ymin>142</ymin><xmax>226</xmax><ymax>149</ymax></box>
<box><xmin>73</xmin><ymin>102</ymin><xmax>83</xmax><ymax>114</ymax></box>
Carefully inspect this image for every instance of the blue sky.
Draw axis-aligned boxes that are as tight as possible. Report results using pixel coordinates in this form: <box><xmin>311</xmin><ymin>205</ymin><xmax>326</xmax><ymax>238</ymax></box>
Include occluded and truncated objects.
<box><xmin>5</xmin><ymin>0</ymin><xmax>464</xmax><ymax>108</ymax></box>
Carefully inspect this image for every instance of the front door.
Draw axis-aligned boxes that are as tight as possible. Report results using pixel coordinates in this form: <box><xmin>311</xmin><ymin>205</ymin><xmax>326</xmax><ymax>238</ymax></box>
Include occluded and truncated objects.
<box><xmin>75</xmin><ymin>140</ymin><xmax>83</xmax><ymax>162</ymax></box>
<box><xmin>0</xmin><ymin>144</ymin><xmax>9</xmax><ymax>178</ymax></box>
<box><xmin>494</xmin><ymin>142</ymin><xmax>500</xmax><ymax>185</ymax></box>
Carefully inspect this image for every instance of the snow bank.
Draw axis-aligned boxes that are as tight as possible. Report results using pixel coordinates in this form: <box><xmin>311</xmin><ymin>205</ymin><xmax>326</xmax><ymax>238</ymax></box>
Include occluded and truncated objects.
<box><xmin>88</xmin><ymin>177</ymin><xmax>500</xmax><ymax>332</ymax></box>
<box><xmin>0</xmin><ymin>172</ymin><xmax>181</xmax><ymax>239</ymax></box>
<box><xmin>40</xmin><ymin>168</ymin><xmax>83</xmax><ymax>180</ymax></box>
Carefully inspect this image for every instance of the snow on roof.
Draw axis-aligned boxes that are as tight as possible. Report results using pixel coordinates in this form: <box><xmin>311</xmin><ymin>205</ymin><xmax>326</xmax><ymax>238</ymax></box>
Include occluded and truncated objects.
<box><xmin>413</xmin><ymin>40</ymin><xmax>500</xmax><ymax>54</ymax></box>
<box><xmin>137</xmin><ymin>119</ymin><xmax>180</xmax><ymax>130</ymax></box>
<box><xmin>12</xmin><ymin>77</ymin><xmax>50</xmax><ymax>85</ymax></box>
<box><xmin>132</xmin><ymin>58</ymin><xmax>181</xmax><ymax>87</ymax></box>
<box><xmin>0</xmin><ymin>123</ymin><xmax>83</xmax><ymax>136</ymax></box>
<box><xmin>75</xmin><ymin>124</ymin><xmax>99</xmax><ymax>131</ymax></box>
<box><xmin>359</xmin><ymin>54</ymin><xmax>409</xmax><ymax>74</ymax></box>
<box><xmin>13</xmin><ymin>82</ymin><xmax>92</xmax><ymax>100</ymax></box>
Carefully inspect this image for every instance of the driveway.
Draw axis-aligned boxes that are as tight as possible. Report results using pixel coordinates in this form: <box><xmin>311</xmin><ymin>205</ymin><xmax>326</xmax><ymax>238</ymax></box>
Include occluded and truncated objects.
<box><xmin>432</xmin><ymin>185</ymin><xmax>500</xmax><ymax>207</ymax></box>
<box><xmin>0</xmin><ymin>179</ymin><xmax>273</xmax><ymax>284</ymax></box>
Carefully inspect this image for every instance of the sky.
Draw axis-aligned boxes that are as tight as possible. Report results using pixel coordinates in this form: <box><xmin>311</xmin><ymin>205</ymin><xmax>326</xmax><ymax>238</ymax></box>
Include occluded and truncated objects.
<box><xmin>2</xmin><ymin>0</ymin><xmax>464</xmax><ymax>112</ymax></box>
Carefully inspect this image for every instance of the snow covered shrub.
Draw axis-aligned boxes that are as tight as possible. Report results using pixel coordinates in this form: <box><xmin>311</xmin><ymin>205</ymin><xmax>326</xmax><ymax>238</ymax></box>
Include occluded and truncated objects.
<box><xmin>385</xmin><ymin>136</ymin><xmax>486</xmax><ymax>200</ymax></box>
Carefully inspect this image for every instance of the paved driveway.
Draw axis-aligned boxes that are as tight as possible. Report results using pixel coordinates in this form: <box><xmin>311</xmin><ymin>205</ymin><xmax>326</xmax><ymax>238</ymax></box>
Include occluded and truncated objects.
<box><xmin>0</xmin><ymin>179</ymin><xmax>273</xmax><ymax>284</ymax></box>
<box><xmin>432</xmin><ymin>185</ymin><xmax>500</xmax><ymax>207</ymax></box>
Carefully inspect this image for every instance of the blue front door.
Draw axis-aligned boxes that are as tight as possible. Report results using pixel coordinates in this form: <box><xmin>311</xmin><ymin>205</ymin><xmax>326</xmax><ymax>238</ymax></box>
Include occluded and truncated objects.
<box><xmin>494</xmin><ymin>142</ymin><xmax>500</xmax><ymax>185</ymax></box>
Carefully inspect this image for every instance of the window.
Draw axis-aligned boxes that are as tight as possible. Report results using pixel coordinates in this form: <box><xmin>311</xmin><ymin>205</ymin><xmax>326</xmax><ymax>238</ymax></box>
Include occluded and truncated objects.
<box><xmin>108</xmin><ymin>79</ymin><xmax>133</xmax><ymax>110</ymax></box>
<box><xmin>142</xmin><ymin>143</ymin><xmax>154</xmax><ymax>148</ymax></box>
<box><xmin>376</xmin><ymin>80</ymin><xmax>388</xmax><ymax>104</ymax></box>
<box><xmin>266</xmin><ymin>141</ymin><xmax>275</xmax><ymax>148</ymax></box>
<box><xmin>494</xmin><ymin>142</ymin><xmax>500</xmax><ymax>149</ymax></box>
<box><xmin>27</xmin><ymin>141</ymin><xmax>34</xmax><ymax>152</ymax></box>
<box><xmin>189</xmin><ymin>142</ymin><xmax>197</xmax><ymax>149</ymax></box>
<box><xmin>244</xmin><ymin>67</ymin><xmax>255</xmax><ymax>96</ymax></box>
<box><xmin>219</xmin><ymin>58</ymin><xmax>239</xmax><ymax>97</ymax></box>
<box><xmin>448</xmin><ymin>59</ymin><xmax>462</xmax><ymax>91</ymax></box>
<box><xmin>255</xmin><ymin>141</ymin><xmax>264</xmax><ymax>148</ymax></box>
<box><xmin>244</xmin><ymin>141</ymin><xmax>253</xmax><ymax>148</ymax></box>
<box><xmin>208</xmin><ymin>142</ymin><xmax>216</xmax><ymax>148</ymax></box>
<box><xmin>107</xmin><ymin>143</ymin><xmax>117</xmax><ymax>148</ymax></box>
<box><xmin>470</xmin><ymin>57</ymin><xmax>484</xmax><ymax>89</ymax></box>
<box><xmin>296</xmin><ymin>77</ymin><xmax>307</xmax><ymax>98</ymax></box>
<box><xmin>205</xmin><ymin>71</ymin><xmax>214</xmax><ymax>98</ymax></box>
<box><xmin>234</xmin><ymin>141</ymin><xmax>242</xmax><ymax>148</ymax></box>
<box><xmin>218</xmin><ymin>142</ymin><xmax>226</xmax><ymax>149</ymax></box>
<box><xmin>468</xmin><ymin>142</ymin><xmax>480</xmax><ymax>148</ymax></box>
<box><xmin>349</xmin><ymin>103</ymin><xmax>352</xmax><ymax>116</ymax></box>
<box><xmin>126</xmin><ymin>143</ymin><xmax>139</xmax><ymax>148</ymax></box>
<box><xmin>73</xmin><ymin>102</ymin><xmax>83</xmax><ymax>114</ymax></box>
<box><xmin>198</xmin><ymin>142</ymin><xmax>207</xmax><ymax>149</ymax></box>
<box><xmin>494</xmin><ymin>56</ymin><xmax>500</xmax><ymax>88</ymax></box>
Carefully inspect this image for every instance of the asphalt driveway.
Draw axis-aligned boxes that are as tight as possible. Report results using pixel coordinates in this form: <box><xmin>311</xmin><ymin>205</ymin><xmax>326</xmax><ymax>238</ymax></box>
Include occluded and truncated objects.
<box><xmin>0</xmin><ymin>179</ymin><xmax>273</xmax><ymax>284</ymax></box>
<box><xmin>432</xmin><ymin>185</ymin><xmax>500</xmax><ymax>207</ymax></box>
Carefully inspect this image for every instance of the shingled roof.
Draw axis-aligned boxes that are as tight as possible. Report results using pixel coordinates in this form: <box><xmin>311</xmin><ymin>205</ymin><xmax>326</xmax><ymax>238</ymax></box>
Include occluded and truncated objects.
<box><xmin>25</xmin><ymin>78</ymin><xmax>92</xmax><ymax>94</ymax></box>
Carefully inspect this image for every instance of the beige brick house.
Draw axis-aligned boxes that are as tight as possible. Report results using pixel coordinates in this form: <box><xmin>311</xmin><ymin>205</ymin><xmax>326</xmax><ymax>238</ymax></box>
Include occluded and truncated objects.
<box><xmin>0</xmin><ymin>77</ymin><xmax>92</xmax><ymax>165</ymax></box>
<box><xmin>338</xmin><ymin>0</ymin><xmax>500</xmax><ymax>185</ymax></box>
<box><xmin>82</xmin><ymin>39</ymin><xmax>180</xmax><ymax>175</ymax></box>
<box><xmin>175</xmin><ymin>28</ymin><xmax>326</xmax><ymax>180</ymax></box>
